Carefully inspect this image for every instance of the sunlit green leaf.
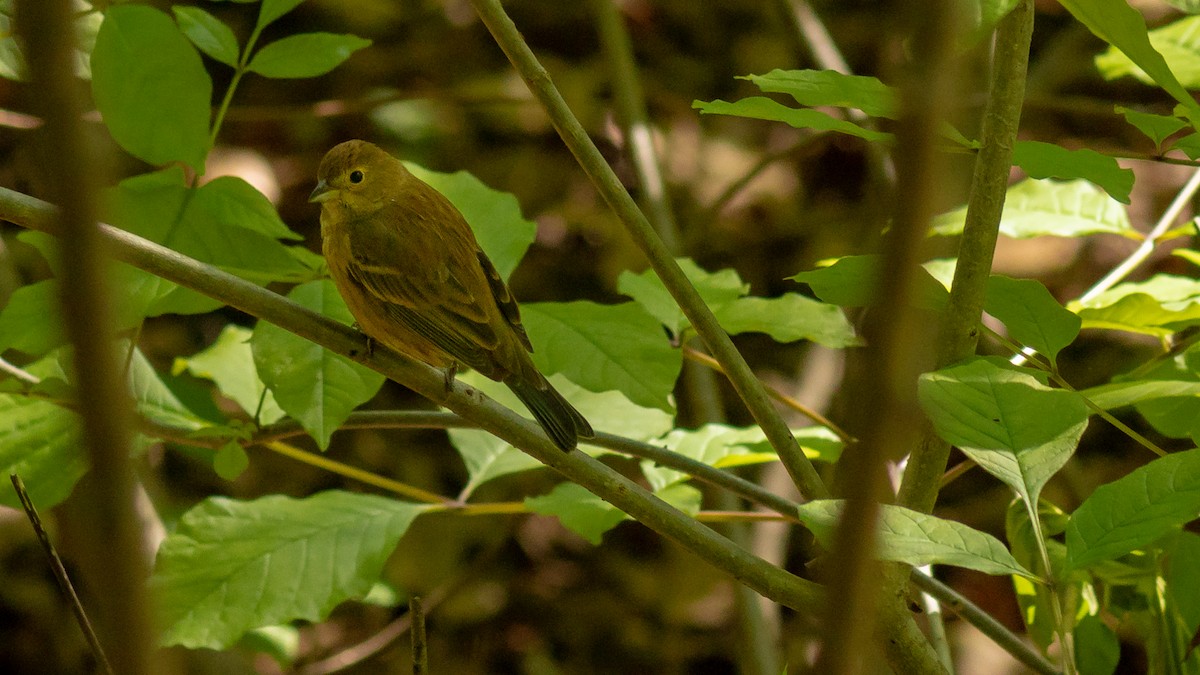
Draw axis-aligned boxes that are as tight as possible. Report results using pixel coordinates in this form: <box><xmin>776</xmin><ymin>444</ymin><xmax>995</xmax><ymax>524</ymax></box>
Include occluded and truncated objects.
<box><xmin>1095</xmin><ymin>15</ymin><xmax>1200</xmax><ymax>90</ymax></box>
<box><xmin>617</xmin><ymin>258</ymin><xmax>748</xmax><ymax>335</ymax></box>
<box><xmin>175</xmin><ymin>324</ymin><xmax>287</xmax><ymax>425</ymax></box>
<box><xmin>932</xmin><ymin>179</ymin><xmax>1135</xmax><ymax>239</ymax></box>
<box><xmin>741</xmin><ymin>69</ymin><xmax>897</xmax><ymax>118</ymax></box>
<box><xmin>694</xmin><ymin>98</ymin><xmax>893</xmax><ymax>143</ymax></box>
<box><xmin>1116</xmin><ymin>106</ymin><xmax>1188</xmax><ymax>149</ymax></box>
<box><xmin>985</xmin><ymin>275</ymin><xmax>1081</xmax><ymax>367</ymax></box>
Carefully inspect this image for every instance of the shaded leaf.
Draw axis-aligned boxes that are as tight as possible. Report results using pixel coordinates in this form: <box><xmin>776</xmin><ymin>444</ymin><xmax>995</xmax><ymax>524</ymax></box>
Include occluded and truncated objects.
<box><xmin>1116</xmin><ymin>106</ymin><xmax>1188</xmax><ymax>148</ymax></box>
<box><xmin>617</xmin><ymin>258</ymin><xmax>747</xmax><ymax>335</ymax></box>
<box><xmin>790</xmin><ymin>254</ymin><xmax>949</xmax><ymax>310</ymax></box>
<box><xmin>175</xmin><ymin>324</ymin><xmax>287</xmax><ymax>425</ymax></box>
<box><xmin>985</xmin><ymin>275</ymin><xmax>1081</xmax><ymax>367</ymax></box>
<box><xmin>693</xmin><ymin>98</ymin><xmax>893</xmax><ymax>143</ymax></box>
<box><xmin>526</xmin><ymin>482</ymin><xmax>627</xmax><ymax>545</ymax></box>
<box><xmin>248</xmin><ymin>33</ymin><xmax>371</xmax><ymax>79</ymax></box>
<box><xmin>741</xmin><ymin>69</ymin><xmax>896</xmax><ymax>118</ymax></box>
<box><xmin>173</xmin><ymin>6</ymin><xmax>239</xmax><ymax>67</ymax></box>
<box><xmin>715</xmin><ymin>294</ymin><xmax>860</xmax><ymax>348</ymax></box>
<box><xmin>1012</xmin><ymin>140</ymin><xmax>1134</xmax><ymax>204</ymax></box>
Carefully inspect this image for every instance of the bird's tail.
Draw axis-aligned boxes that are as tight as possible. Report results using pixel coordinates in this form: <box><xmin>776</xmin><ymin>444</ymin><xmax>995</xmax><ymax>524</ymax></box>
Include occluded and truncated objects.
<box><xmin>507</xmin><ymin>375</ymin><xmax>594</xmax><ymax>452</ymax></box>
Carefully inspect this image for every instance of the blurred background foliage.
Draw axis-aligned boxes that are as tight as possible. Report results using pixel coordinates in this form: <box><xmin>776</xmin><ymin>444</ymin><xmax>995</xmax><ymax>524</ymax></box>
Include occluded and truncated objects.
<box><xmin>0</xmin><ymin>0</ymin><xmax>1195</xmax><ymax>673</ymax></box>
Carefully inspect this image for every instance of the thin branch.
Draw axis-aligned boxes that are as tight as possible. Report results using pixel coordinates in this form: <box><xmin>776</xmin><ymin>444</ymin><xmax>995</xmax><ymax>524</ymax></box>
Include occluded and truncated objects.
<box><xmin>409</xmin><ymin>596</ymin><xmax>428</xmax><ymax>675</ymax></box>
<box><xmin>261</xmin><ymin>441</ymin><xmax>453</xmax><ymax>504</ymax></box>
<box><xmin>0</xmin><ymin>186</ymin><xmax>823</xmax><ymax>613</ymax></box>
<box><xmin>10</xmin><ymin>474</ymin><xmax>114</xmax><ymax>675</ymax></box>
<box><xmin>467</xmin><ymin>0</ymin><xmax>830</xmax><ymax>504</ymax></box>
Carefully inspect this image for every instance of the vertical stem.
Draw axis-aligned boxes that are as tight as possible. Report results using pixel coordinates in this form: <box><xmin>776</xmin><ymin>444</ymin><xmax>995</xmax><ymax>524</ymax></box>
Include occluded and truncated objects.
<box><xmin>14</xmin><ymin>1</ymin><xmax>156</xmax><ymax>673</ymax></box>
<box><xmin>898</xmin><ymin>0</ymin><xmax>1036</xmax><ymax>514</ymax></box>
<box><xmin>467</xmin><ymin>0</ymin><xmax>830</xmax><ymax>503</ymax></box>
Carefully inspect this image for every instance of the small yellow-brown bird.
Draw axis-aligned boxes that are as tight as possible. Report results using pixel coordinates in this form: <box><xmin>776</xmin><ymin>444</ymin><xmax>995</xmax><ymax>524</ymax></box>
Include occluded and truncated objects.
<box><xmin>310</xmin><ymin>140</ymin><xmax>593</xmax><ymax>451</ymax></box>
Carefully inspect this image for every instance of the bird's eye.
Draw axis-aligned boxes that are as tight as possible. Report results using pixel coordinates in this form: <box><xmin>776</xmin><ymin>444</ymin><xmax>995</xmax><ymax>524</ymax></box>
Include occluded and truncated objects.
<box><xmin>349</xmin><ymin>170</ymin><xmax>364</xmax><ymax>184</ymax></box>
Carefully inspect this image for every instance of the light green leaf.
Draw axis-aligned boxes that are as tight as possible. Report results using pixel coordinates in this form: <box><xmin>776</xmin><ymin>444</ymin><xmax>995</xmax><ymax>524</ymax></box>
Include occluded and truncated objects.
<box><xmin>405</xmin><ymin>164</ymin><xmax>536</xmax><ymax>280</ymax></box>
<box><xmin>1067</xmin><ymin>0</ymin><xmax>1200</xmax><ymax>121</ymax></box>
<box><xmin>173</xmin><ymin>6</ymin><xmax>239</xmax><ymax>68</ymax></box>
<box><xmin>1066</xmin><ymin>448</ymin><xmax>1200</xmax><ymax>569</ymax></box>
<box><xmin>797</xmin><ymin>500</ymin><xmax>1035</xmax><ymax>577</ymax></box>
<box><xmin>1080</xmin><ymin>380</ymin><xmax>1200</xmax><ymax>411</ymax></box>
<box><xmin>128</xmin><ymin>345</ymin><xmax>213</xmax><ymax>434</ymax></box>
<box><xmin>741</xmin><ymin>69</ymin><xmax>897</xmax><ymax>118</ymax></box>
<box><xmin>1074</xmin><ymin>274</ymin><xmax>1200</xmax><ymax>336</ymax></box>
<box><xmin>617</xmin><ymin>258</ymin><xmax>748</xmax><ymax>335</ymax></box>
<box><xmin>0</xmin><ymin>355</ymin><xmax>84</xmax><ymax>510</ymax></box>
<box><xmin>1095</xmin><ymin>15</ymin><xmax>1200</xmax><ymax>90</ymax></box>
<box><xmin>251</xmin><ymin>281</ymin><xmax>386</xmax><ymax>449</ymax></box>
<box><xmin>715</xmin><ymin>294</ymin><xmax>859</xmax><ymax>348</ymax></box>
<box><xmin>213</xmin><ymin>440</ymin><xmax>249</xmax><ymax>480</ymax></box>
<box><xmin>0</xmin><ymin>280</ymin><xmax>65</xmax><ymax>356</ymax></box>
<box><xmin>175</xmin><ymin>324</ymin><xmax>287</xmax><ymax>425</ymax></box>
<box><xmin>453</xmin><ymin>372</ymin><xmax>672</xmax><ymax>494</ymax></box>
<box><xmin>91</xmin><ymin>5</ymin><xmax>211</xmax><ymax>171</ymax></box>
<box><xmin>693</xmin><ymin>98</ymin><xmax>893</xmax><ymax>144</ymax></box>
<box><xmin>153</xmin><ymin>491</ymin><xmax>426</xmax><ymax>649</ymax></box>
<box><xmin>193</xmin><ymin>177</ymin><xmax>302</xmax><ymax>241</ymax></box>
<box><xmin>1011</xmin><ymin>140</ymin><xmax>1134</xmax><ymax>204</ymax></box>
<box><xmin>1112</xmin><ymin>341</ymin><xmax>1200</xmax><ymax>441</ymax></box>
<box><xmin>522</xmin><ymin>301</ymin><xmax>680</xmax><ymax>411</ymax></box>
<box><xmin>1116</xmin><ymin>106</ymin><xmax>1188</xmax><ymax>149</ymax></box>
<box><xmin>248</xmin><ymin>33</ymin><xmax>371</xmax><ymax>79</ymax></box>
<box><xmin>790</xmin><ymin>254</ymin><xmax>949</xmax><ymax>310</ymax></box>
<box><xmin>256</xmin><ymin>0</ymin><xmax>307</xmax><ymax>31</ymax></box>
<box><xmin>919</xmin><ymin>357</ymin><xmax>1089</xmax><ymax>506</ymax></box>
<box><xmin>984</xmin><ymin>275</ymin><xmax>1081</xmax><ymax>367</ymax></box>
<box><xmin>1172</xmin><ymin>132</ymin><xmax>1200</xmax><ymax>159</ymax></box>
<box><xmin>526</xmin><ymin>482</ymin><xmax>627</xmax><ymax>545</ymax></box>
<box><xmin>1007</xmin><ymin>500</ymin><xmax>1065</xmax><ymax>650</ymax></box>
<box><xmin>932</xmin><ymin>178</ymin><xmax>1135</xmax><ymax>239</ymax></box>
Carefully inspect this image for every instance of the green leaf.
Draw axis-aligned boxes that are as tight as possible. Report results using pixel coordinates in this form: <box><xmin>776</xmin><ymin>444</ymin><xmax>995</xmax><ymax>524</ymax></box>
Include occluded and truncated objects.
<box><xmin>796</xmin><ymin>500</ymin><xmax>1035</xmax><ymax>577</ymax></box>
<box><xmin>932</xmin><ymin>178</ymin><xmax>1135</xmax><ymax>239</ymax></box>
<box><xmin>1103</xmin><ymin>342</ymin><xmax>1200</xmax><ymax>441</ymax></box>
<box><xmin>617</xmin><ymin>258</ymin><xmax>748</xmax><ymax>335</ymax></box>
<box><xmin>0</xmin><ymin>356</ymin><xmax>85</xmax><ymax>510</ymax></box>
<box><xmin>693</xmin><ymin>98</ymin><xmax>893</xmax><ymax>144</ymax></box>
<box><xmin>984</xmin><ymin>275</ymin><xmax>1081</xmax><ymax>367</ymax></box>
<box><xmin>790</xmin><ymin>254</ymin><xmax>949</xmax><ymax>310</ymax></box>
<box><xmin>1006</xmin><ymin>500</ymin><xmax>1064</xmax><ymax>650</ymax></box>
<box><xmin>715</xmin><ymin>294</ymin><xmax>860</xmax><ymax>348</ymax></box>
<box><xmin>1066</xmin><ymin>448</ymin><xmax>1200</xmax><ymax>569</ymax></box>
<box><xmin>1074</xmin><ymin>614</ymin><xmax>1120</xmax><ymax>675</ymax></box>
<box><xmin>1011</xmin><ymin>140</ymin><xmax>1134</xmax><ymax>204</ymax></box>
<box><xmin>213</xmin><ymin>440</ymin><xmax>249</xmax><ymax>480</ymax></box>
<box><xmin>251</xmin><ymin>281</ymin><xmax>386</xmax><ymax>449</ymax></box>
<box><xmin>173</xmin><ymin>6</ymin><xmax>239</xmax><ymax>68</ymax></box>
<box><xmin>153</xmin><ymin>491</ymin><xmax>425</xmax><ymax>649</ymax></box>
<box><xmin>247</xmin><ymin>33</ymin><xmax>371</xmax><ymax>79</ymax></box>
<box><xmin>741</xmin><ymin>69</ymin><xmax>897</xmax><ymax>118</ymax></box>
<box><xmin>0</xmin><ymin>280</ymin><xmax>64</xmax><ymax>356</ymax></box>
<box><xmin>256</xmin><ymin>0</ymin><xmax>308</xmax><ymax>31</ymax></box>
<box><xmin>1067</xmin><ymin>1</ymin><xmax>1200</xmax><ymax>121</ymax></box>
<box><xmin>1172</xmin><ymin>132</ymin><xmax>1200</xmax><ymax>159</ymax></box>
<box><xmin>962</xmin><ymin>0</ymin><xmax>1021</xmax><ymax>46</ymax></box>
<box><xmin>526</xmin><ymin>482</ymin><xmax>627</xmax><ymax>545</ymax></box>
<box><xmin>128</xmin><ymin>345</ymin><xmax>213</xmax><ymax>434</ymax></box>
<box><xmin>1116</xmin><ymin>106</ymin><xmax>1188</xmax><ymax>149</ymax></box>
<box><xmin>175</xmin><ymin>324</ymin><xmax>287</xmax><ymax>425</ymax></box>
<box><xmin>919</xmin><ymin>357</ymin><xmax>1089</xmax><ymax>506</ymax></box>
<box><xmin>642</xmin><ymin>423</ymin><xmax>842</xmax><ymax>490</ymax></box>
<box><xmin>1095</xmin><ymin>15</ymin><xmax>1200</xmax><ymax>90</ymax></box>
<box><xmin>91</xmin><ymin>5</ymin><xmax>211</xmax><ymax>171</ymax></box>
<box><xmin>522</xmin><ymin>301</ymin><xmax>681</xmax><ymax>411</ymax></box>
<box><xmin>240</xmin><ymin>625</ymin><xmax>300</xmax><ymax>669</ymax></box>
<box><xmin>405</xmin><ymin>164</ymin><xmax>536</xmax><ymax>280</ymax></box>
<box><xmin>193</xmin><ymin>177</ymin><xmax>303</xmax><ymax>241</ymax></box>
<box><xmin>452</xmin><ymin>372</ymin><xmax>672</xmax><ymax>495</ymax></box>
<box><xmin>1167</xmin><ymin>533</ymin><xmax>1200</xmax><ymax>630</ymax></box>
<box><xmin>1074</xmin><ymin>275</ymin><xmax>1200</xmax><ymax>337</ymax></box>
<box><xmin>1080</xmin><ymin>380</ymin><xmax>1200</xmax><ymax>411</ymax></box>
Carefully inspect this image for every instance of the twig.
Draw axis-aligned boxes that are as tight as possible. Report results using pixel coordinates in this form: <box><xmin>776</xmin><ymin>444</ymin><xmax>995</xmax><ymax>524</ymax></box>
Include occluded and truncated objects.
<box><xmin>9</xmin><ymin>474</ymin><xmax>114</xmax><ymax>675</ymax></box>
<box><xmin>261</xmin><ymin>441</ymin><xmax>453</xmax><ymax>504</ymax></box>
<box><xmin>410</xmin><ymin>596</ymin><xmax>428</xmax><ymax>675</ymax></box>
<box><xmin>467</xmin><ymin>0</ymin><xmax>830</xmax><ymax>504</ymax></box>
<box><xmin>0</xmin><ymin>355</ymin><xmax>40</xmax><ymax>385</ymax></box>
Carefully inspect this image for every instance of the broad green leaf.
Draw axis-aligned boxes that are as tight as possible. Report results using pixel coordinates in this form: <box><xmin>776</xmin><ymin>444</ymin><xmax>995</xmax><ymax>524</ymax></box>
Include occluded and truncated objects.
<box><xmin>247</xmin><ymin>33</ymin><xmax>371</xmax><ymax>79</ymax></box>
<box><xmin>128</xmin><ymin>345</ymin><xmax>213</xmax><ymax>434</ymax></box>
<box><xmin>1081</xmin><ymin>380</ymin><xmax>1200</xmax><ymax>411</ymax></box>
<box><xmin>741</xmin><ymin>69</ymin><xmax>897</xmax><ymax>118</ymax></box>
<box><xmin>797</xmin><ymin>500</ymin><xmax>1034</xmax><ymax>577</ymax></box>
<box><xmin>405</xmin><ymin>164</ymin><xmax>536</xmax><ymax>280</ymax></box>
<box><xmin>1074</xmin><ymin>614</ymin><xmax>1121</xmax><ymax>675</ymax></box>
<box><xmin>984</xmin><ymin>275</ymin><xmax>1081</xmax><ymax>367</ymax></box>
<box><xmin>790</xmin><ymin>254</ymin><xmax>949</xmax><ymax>310</ymax></box>
<box><xmin>1167</xmin><ymin>533</ymin><xmax>1200</xmax><ymax>630</ymax></box>
<box><xmin>1095</xmin><ymin>15</ymin><xmax>1200</xmax><ymax>90</ymax></box>
<box><xmin>452</xmin><ymin>371</ymin><xmax>672</xmax><ymax>495</ymax></box>
<box><xmin>526</xmin><ymin>482</ymin><xmax>627</xmax><ymax>545</ymax></box>
<box><xmin>194</xmin><ymin>177</ymin><xmax>303</xmax><ymax>241</ymax></box>
<box><xmin>1172</xmin><ymin>132</ymin><xmax>1200</xmax><ymax>159</ymax></box>
<box><xmin>1075</xmin><ymin>275</ymin><xmax>1200</xmax><ymax>337</ymax></box>
<box><xmin>617</xmin><ymin>258</ymin><xmax>748</xmax><ymax>335</ymax></box>
<box><xmin>1066</xmin><ymin>448</ymin><xmax>1200</xmax><ymax>569</ymax></box>
<box><xmin>642</xmin><ymin>423</ymin><xmax>841</xmax><ymax>490</ymax></box>
<box><xmin>213</xmin><ymin>440</ymin><xmax>249</xmax><ymax>480</ymax></box>
<box><xmin>153</xmin><ymin>491</ymin><xmax>426</xmax><ymax>649</ymax></box>
<box><xmin>1011</xmin><ymin>140</ymin><xmax>1134</xmax><ymax>204</ymax></box>
<box><xmin>1066</xmin><ymin>0</ymin><xmax>1200</xmax><ymax>121</ymax></box>
<box><xmin>92</xmin><ymin>5</ymin><xmax>211</xmax><ymax>171</ymax></box>
<box><xmin>932</xmin><ymin>178</ymin><xmax>1135</xmax><ymax>239</ymax></box>
<box><xmin>1116</xmin><ymin>106</ymin><xmax>1188</xmax><ymax>148</ymax></box>
<box><xmin>251</xmin><ymin>281</ymin><xmax>386</xmax><ymax>449</ymax></box>
<box><xmin>1119</xmin><ymin>342</ymin><xmax>1200</xmax><ymax>441</ymax></box>
<box><xmin>256</xmin><ymin>0</ymin><xmax>307</xmax><ymax>31</ymax></box>
<box><xmin>715</xmin><ymin>294</ymin><xmax>859</xmax><ymax>348</ymax></box>
<box><xmin>1167</xmin><ymin>0</ymin><xmax>1200</xmax><ymax>13</ymax></box>
<box><xmin>175</xmin><ymin>324</ymin><xmax>287</xmax><ymax>425</ymax></box>
<box><xmin>693</xmin><ymin>98</ymin><xmax>893</xmax><ymax>144</ymax></box>
<box><xmin>173</xmin><ymin>6</ymin><xmax>239</xmax><ymax>68</ymax></box>
<box><xmin>919</xmin><ymin>357</ymin><xmax>1089</xmax><ymax>506</ymax></box>
<box><xmin>0</xmin><ymin>355</ymin><xmax>85</xmax><ymax>510</ymax></box>
<box><xmin>0</xmin><ymin>280</ymin><xmax>65</xmax><ymax>356</ymax></box>
<box><xmin>522</xmin><ymin>301</ymin><xmax>680</xmax><ymax>411</ymax></box>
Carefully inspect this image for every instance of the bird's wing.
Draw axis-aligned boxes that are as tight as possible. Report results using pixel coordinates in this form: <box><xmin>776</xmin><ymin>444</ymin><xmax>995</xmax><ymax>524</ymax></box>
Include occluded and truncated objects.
<box><xmin>476</xmin><ymin>247</ymin><xmax>533</xmax><ymax>351</ymax></box>
<box><xmin>346</xmin><ymin>210</ymin><xmax>504</xmax><ymax>374</ymax></box>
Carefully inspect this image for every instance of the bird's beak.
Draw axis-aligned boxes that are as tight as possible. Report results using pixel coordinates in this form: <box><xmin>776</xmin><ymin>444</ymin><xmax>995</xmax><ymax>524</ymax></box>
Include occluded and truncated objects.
<box><xmin>308</xmin><ymin>180</ymin><xmax>334</xmax><ymax>203</ymax></box>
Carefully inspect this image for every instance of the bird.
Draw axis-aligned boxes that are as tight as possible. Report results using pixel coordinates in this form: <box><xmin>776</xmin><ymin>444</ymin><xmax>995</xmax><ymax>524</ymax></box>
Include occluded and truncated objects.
<box><xmin>310</xmin><ymin>140</ymin><xmax>593</xmax><ymax>451</ymax></box>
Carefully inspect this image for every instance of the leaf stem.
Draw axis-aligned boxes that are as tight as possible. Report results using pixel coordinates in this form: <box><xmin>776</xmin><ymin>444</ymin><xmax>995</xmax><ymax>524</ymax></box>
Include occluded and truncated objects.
<box><xmin>261</xmin><ymin>440</ymin><xmax>452</xmax><ymax>504</ymax></box>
